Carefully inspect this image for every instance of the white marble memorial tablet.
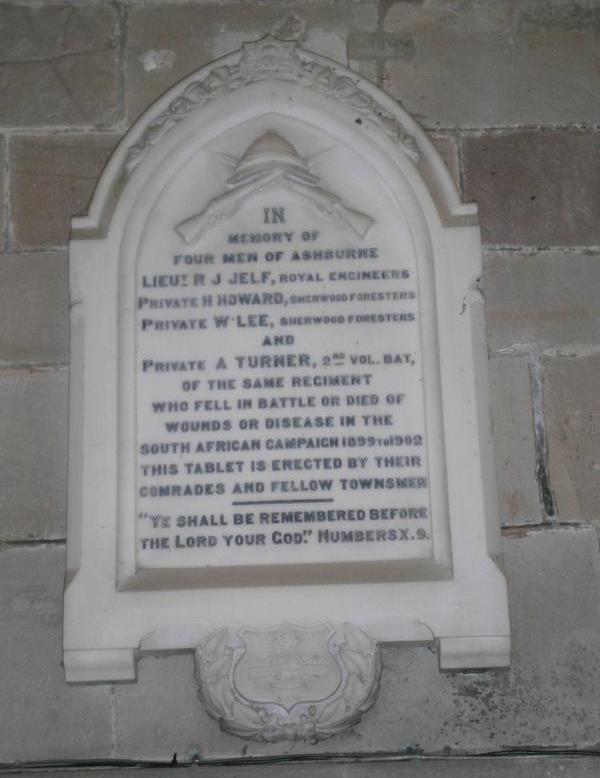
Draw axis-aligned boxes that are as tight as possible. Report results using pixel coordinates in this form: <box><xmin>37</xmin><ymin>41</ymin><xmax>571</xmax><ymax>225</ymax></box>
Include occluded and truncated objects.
<box><xmin>64</xmin><ymin>37</ymin><xmax>510</xmax><ymax>686</ymax></box>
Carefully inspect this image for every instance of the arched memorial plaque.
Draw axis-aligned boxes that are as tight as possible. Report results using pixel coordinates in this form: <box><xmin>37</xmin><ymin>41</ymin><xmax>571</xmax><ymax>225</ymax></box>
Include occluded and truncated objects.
<box><xmin>65</xmin><ymin>37</ymin><xmax>510</xmax><ymax>736</ymax></box>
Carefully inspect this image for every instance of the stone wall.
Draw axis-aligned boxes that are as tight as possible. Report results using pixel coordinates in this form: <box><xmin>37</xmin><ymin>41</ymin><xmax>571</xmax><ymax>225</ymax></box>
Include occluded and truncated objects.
<box><xmin>1</xmin><ymin>0</ymin><xmax>599</xmax><ymax>771</ymax></box>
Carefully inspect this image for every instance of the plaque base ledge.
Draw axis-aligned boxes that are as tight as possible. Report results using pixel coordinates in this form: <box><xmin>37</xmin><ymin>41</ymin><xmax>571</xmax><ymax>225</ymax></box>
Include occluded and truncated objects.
<box><xmin>439</xmin><ymin>636</ymin><xmax>511</xmax><ymax>670</ymax></box>
<box><xmin>64</xmin><ymin>648</ymin><xmax>136</xmax><ymax>683</ymax></box>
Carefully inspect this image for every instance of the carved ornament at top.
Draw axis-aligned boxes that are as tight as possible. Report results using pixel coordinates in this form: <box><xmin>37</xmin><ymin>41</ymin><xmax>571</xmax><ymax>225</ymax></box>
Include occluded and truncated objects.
<box><xmin>175</xmin><ymin>131</ymin><xmax>375</xmax><ymax>244</ymax></box>
<box><xmin>125</xmin><ymin>36</ymin><xmax>419</xmax><ymax>175</ymax></box>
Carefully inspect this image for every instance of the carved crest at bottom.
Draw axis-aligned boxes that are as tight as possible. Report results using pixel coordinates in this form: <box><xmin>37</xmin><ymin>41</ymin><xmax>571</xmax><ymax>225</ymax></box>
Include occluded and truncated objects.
<box><xmin>194</xmin><ymin>622</ymin><xmax>381</xmax><ymax>742</ymax></box>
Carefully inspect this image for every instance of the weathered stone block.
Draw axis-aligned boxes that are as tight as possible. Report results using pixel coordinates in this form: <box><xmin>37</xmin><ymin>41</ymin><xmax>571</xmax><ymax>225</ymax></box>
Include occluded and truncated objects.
<box><xmin>113</xmin><ymin>653</ymin><xmax>240</xmax><ymax>760</ymax></box>
<box><xmin>0</xmin><ymin>545</ymin><xmax>112</xmax><ymax>761</ymax></box>
<box><xmin>544</xmin><ymin>356</ymin><xmax>600</xmax><ymax>521</ymax></box>
<box><xmin>0</xmin><ymin>4</ymin><xmax>121</xmax><ymax>127</ymax></box>
<box><xmin>0</xmin><ymin>253</ymin><xmax>68</xmax><ymax>364</ymax></box>
<box><xmin>382</xmin><ymin>1</ymin><xmax>600</xmax><ymax>128</ymax></box>
<box><xmin>373</xmin><ymin>527</ymin><xmax>600</xmax><ymax>752</ymax></box>
<box><xmin>0</xmin><ymin>369</ymin><xmax>67</xmax><ymax>540</ymax></box>
<box><xmin>490</xmin><ymin>355</ymin><xmax>542</xmax><ymax>525</ymax></box>
<box><xmin>10</xmin><ymin>134</ymin><xmax>117</xmax><ymax>249</ymax></box>
<box><xmin>484</xmin><ymin>251</ymin><xmax>600</xmax><ymax>352</ymax></box>
<box><xmin>0</xmin><ymin>135</ymin><xmax>5</xmax><ymax>249</ymax></box>
<box><xmin>125</xmin><ymin>3</ymin><xmax>377</xmax><ymax>121</ymax></box>
<box><xmin>347</xmin><ymin>57</ymin><xmax>379</xmax><ymax>83</ymax></box>
<box><xmin>462</xmin><ymin>131</ymin><xmax>600</xmax><ymax>247</ymax></box>
<box><xmin>113</xmin><ymin>528</ymin><xmax>600</xmax><ymax>757</ymax></box>
<box><xmin>348</xmin><ymin>30</ymin><xmax>415</xmax><ymax>63</ymax></box>
<box><xmin>430</xmin><ymin>133</ymin><xmax>460</xmax><ymax>191</ymax></box>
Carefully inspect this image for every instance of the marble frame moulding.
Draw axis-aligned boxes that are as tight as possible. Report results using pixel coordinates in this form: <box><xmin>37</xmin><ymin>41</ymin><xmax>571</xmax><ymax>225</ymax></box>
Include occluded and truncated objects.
<box><xmin>64</xmin><ymin>37</ymin><xmax>510</xmax><ymax>700</ymax></box>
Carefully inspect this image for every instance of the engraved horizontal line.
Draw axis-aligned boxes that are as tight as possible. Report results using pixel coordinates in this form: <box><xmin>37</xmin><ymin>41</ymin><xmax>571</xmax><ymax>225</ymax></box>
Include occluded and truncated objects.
<box><xmin>231</xmin><ymin>498</ymin><xmax>335</xmax><ymax>507</ymax></box>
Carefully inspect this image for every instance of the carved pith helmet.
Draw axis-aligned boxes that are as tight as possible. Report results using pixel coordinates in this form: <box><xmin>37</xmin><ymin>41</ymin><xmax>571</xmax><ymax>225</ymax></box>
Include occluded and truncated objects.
<box><xmin>228</xmin><ymin>131</ymin><xmax>319</xmax><ymax>185</ymax></box>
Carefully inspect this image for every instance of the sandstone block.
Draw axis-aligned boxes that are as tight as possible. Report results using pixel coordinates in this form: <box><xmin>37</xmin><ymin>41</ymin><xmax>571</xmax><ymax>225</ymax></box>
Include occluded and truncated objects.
<box><xmin>544</xmin><ymin>355</ymin><xmax>600</xmax><ymax>521</ymax></box>
<box><xmin>348</xmin><ymin>30</ymin><xmax>415</xmax><ymax>63</ymax></box>
<box><xmin>0</xmin><ymin>135</ymin><xmax>5</xmax><ymax>248</ymax></box>
<box><xmin>462</xmin><ymin>131</ymin><xmax>600</xmax><ymax>247</ymax></box>
<box><xmin>0</xmin><ymin>4</ymin><xmax>120</xmax><ymax>127</ymax></box>
<box><xmin>10</xmin><ymin>134</ymin><xmax>117</xmax><ymax>249</ymax></box>
<box><xmin>347</xmin><ymin>58</ymin><xmax>378</xmax><ymax>83</ymax></box>
<box><xmin>484</xmin><ymin>251</ymin><xmax>600</xmax><ymax>352</ymax></box>
<box><xmin>382</xmin><ymin>1</ymin><xmax>600</xmax><ymax>128</ymax></box>
<box><xmin>0</xmin><ymin>545</ymin><xmax>112</xmax><ymax>761</ymax></box>
<box><xmin>113</xmin><ymin>653</ymin><xmax>239</xmax><ymax>760</ymax></box>
<box><xmin>490</xmin><ymin>355</ymin><xmax>542</xmax><ymax>525</ymax></box>
<box><xmin>370</xmin><ymin>527</ymin><xmax>600</xmax><ymax>752</ymax></box>
<box><xmin>0</xmin><ymin>253</ymin><xmax>68</xmax><ymax>364</ymax></box>
<box><xmin>0</xmin><ymin>368</ymin><xmax>67</xmax><ymax>540</ymax></box>
<box><xmin>430</xmin><ymin>133</ymin><xmax>460</xmax><ymax>191</ymax></box>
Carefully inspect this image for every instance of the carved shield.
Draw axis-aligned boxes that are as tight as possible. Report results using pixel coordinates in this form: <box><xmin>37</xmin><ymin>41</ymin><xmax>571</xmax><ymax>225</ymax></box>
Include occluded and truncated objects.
<box><xmin>233</xmin><ymin>623</ymin><xmax>342</xmax><ymax>711</ymax></box>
